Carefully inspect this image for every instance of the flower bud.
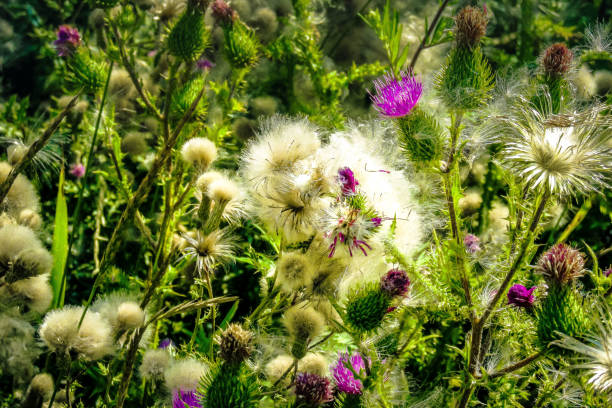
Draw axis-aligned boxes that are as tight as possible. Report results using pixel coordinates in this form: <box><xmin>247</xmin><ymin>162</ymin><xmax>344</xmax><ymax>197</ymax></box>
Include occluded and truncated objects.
<box><xmin>344</xmin><ymin>282</ymin><xmax>390</xmax><ymax>332</ymax></box>
<box><xmin>536</xmin><ymin>243</ymin><xmax>585</xmax><ymax>286</ymax></box>
<box><xmin>536</xmin><ymin>285</ymin><xmax>590</xmax><ymax>348</ymax></box>
<box><xmin>217</xmin><ymin>323</ymin><xmax>253</xmax><ymax>365</ymax></box>
<box><xmin>542</xmin><ymin>43</ymin><xmax>573</xmax><ymax>77</ymax></box>
<box><xmin>223</xmin><ymin>22</ymin><xmax>259</xmax><ymax>69</ymax></box>
<box><xmin>396</xmin><ymin>107</ymin><xmax>443</xmax><ymax>163</ymax></box>
<box><xmin>167</xmin><ymin>10</ymin><xmax>209</xmax><ymax>61</ymax></box>
<box><xmin>454</xmin><ymin>6</ymin><xmax>488</xmax><ymax>48</ymax></box>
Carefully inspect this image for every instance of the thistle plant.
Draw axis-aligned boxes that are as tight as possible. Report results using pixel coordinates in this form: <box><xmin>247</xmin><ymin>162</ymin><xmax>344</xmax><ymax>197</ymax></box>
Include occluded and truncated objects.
<box><xmin>0</xmin><ymin>1</ymin><xmax>611</xmax><ymax>408</ymax></box>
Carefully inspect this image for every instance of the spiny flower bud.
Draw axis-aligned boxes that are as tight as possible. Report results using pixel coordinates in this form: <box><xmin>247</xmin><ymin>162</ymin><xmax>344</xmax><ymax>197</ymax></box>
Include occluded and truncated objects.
<box><xmin>223</xmin><ymin>22</ymin><xmax>259</xmax><ymax>69</ymax></box>
<box><xmin>454</xmin><ymin>5</ymin><xmax>488</xmax><ymax>48</ymax></box>
<box><xmin>542</xmin><ymin>43</ymin><xmax>573</xmax><ymax>77</ymax></box>
<box><xmin>344</xmin><ymin>282</ymin><xmax>390</xmax><ymax>332</ymax></box>
<box><xmin>536</xmin><ymin>285</ymin><xmax>591</xmax><ymax>348</ymax></box>
<box><xmin>217</xmin><ymin>323</ymin><xmax>253</xmax><ymax>365</ymax></box>
<box><xmin>380</xmin><ymin>269</ymin><xmax>410</xmax><ymax>298</ymax></box>
<box><xmin>167</xmin><ymin>9</ymin><xmax>209</xmax><ymax>61</ymax></box>
<box><xmin>536</xmin><ymin>243</ymin><xmax>585</xmax><ymax>286</ymax></box>
<box><xmin>294</xmin><ymin>372</ymin><xmax>334</xmax><ymax>406</ymax></box>
<box><xmin>199</xmin><ymin>364</ymin><xmax>257</xmax><ymax>408</ymax></box>
<box><xmin>396</xmin><ymin>107</ymin><xmax>443</xmax><ymax>163</ymax></box>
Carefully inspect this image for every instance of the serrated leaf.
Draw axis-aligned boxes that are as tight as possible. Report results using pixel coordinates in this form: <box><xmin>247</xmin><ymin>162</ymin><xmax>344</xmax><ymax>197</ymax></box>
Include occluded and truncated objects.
<box><xmin>51</xmin><ymin>168</ymin><xmax>69</xmax><ymax>308</ymax></box>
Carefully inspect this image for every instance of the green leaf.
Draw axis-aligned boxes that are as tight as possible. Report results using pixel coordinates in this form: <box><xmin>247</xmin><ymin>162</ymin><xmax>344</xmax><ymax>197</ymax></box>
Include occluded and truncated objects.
<box><xmin>219</xmin><ymin>300</ymin><xmax>240</xmax><ymax>330</ymax></box>
<box><xmin>51</xmin><ymin>168</ymin><xmax>69</xmax><ymax>308</ymax></box>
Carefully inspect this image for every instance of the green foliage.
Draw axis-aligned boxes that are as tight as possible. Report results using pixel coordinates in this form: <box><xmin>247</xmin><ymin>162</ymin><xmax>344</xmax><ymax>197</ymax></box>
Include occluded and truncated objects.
<box><xmin>66</xmin><ymin>51</ymin><xmax>107</xmax><ymax>94</ymax></box>
<box><xmin>224</xmin><ymin>22</ymin><xmax>260</xmax><ymax>69</ymax></box>
<box><xmin>199</xmin><ymin>364</ymin><xmax>258</xmax><ymax>408</ymax></box>
<box><xmin>50</xmin><ymin>168</ymin><xmax>69</xmax><ymax>308</ymax></box>
<box><xmin>171</xmin><ymin>78</ymin><xmax>208</xmax><ymax>122</ymax></box>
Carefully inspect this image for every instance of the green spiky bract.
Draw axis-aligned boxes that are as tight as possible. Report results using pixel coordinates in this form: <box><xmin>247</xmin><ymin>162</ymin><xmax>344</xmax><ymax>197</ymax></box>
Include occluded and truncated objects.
<box><xmin>90</xmin><ymin>0</ymin><xmax>119</xmax><ymax>8</ymax></box>
<box><xmin>536</xmin><ymin>285</ymin><xmax>591</xmax><ymax>350</ymax></box>
<box><xmin>171</xmin><ymin>78</ymin><xmax>208</xmax><ymax>122</ymax></box>
<box><xmin>199</xmin><ymin>363</ymin><xmax>258</xmax><ymax>408</ymax></box>
<box><xmin>335</xmin><ymin>393</ymin><xmax>364</xmax><ymax>408</ymax></box>
<box><xmin>167</xmin><ymin>10</ymin><xmax>209</xmax><ymax>61</ymax></box>
<box><xmin>344</xmin><ymin>282</ymin><xmax>390</xmax><ymax>333</ymax></box>
<box><xmin>532</xmin><ymin>75</ymin><xmax>571</xmax><ymax>115</ymax></box>
<box><xmin>435</xmin><ymin>46</ymin><xmax>494</xmax><ymax>110</ymax></box>
<box><xmin>67</xmin><ymin>51</ymin><xmax>107</xmax><ymax>94</ymax></box>
<box><xmin>223</xmin><ymin>22</ymin><xmax>260</xmax><ymax>69</ymax></box>
<box><xmin>396</xmin><ymin>107</ymin><xmax>443</xmax><ymax>163</ymax></box>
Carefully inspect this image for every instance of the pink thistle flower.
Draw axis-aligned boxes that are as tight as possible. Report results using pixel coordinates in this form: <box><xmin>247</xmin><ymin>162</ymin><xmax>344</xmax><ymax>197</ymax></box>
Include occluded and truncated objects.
<box><xmin>54</xmin><ymin>25</ymin><xmax>81</xmax><ymax>57</ymax></box>
<box><xmin>69</xmin><ymin>163</ymin><xmax>86</xmax><ymax>179</ymax></box>
<box><xmin>507</xmin><ymin>284</ymin><xmax>536</xmax><ymax>308</ymax></box>
<box><xmin>332</xmin><ymin>353</ymin><xmax>366</xmax><ymax>395</ymax></box>
<box><xmin>337</xmin><ymin>167</ymin><xmax>359</xmax><ymax>196</ymax></box>
<box><xmin>381</xmin><ymin>268</ymin><xmax>410</xmax><ymax>297</ymax></box>
<box><xmin>463</xmin><ymin>233</ymin><xmax>481</xmax><ymax>253</ymax></box>
<box><xmin>196</xmin><ymin>58</ymin><xmax>215</xmax><ymax>71</ymax></box>
<box><xmin>370</xmin><ymin>71</ymin><xmax>422</xmax><ymax>118</ymax></box>
<box><xmin>294</xmin><ymin>372</ymin><xmax>334</xmax><ymax>406</ymax></box>
<box><xmin>172</xmin><ymin>389</ymin><xmax>202</xmax><ymax>408</ymax></box>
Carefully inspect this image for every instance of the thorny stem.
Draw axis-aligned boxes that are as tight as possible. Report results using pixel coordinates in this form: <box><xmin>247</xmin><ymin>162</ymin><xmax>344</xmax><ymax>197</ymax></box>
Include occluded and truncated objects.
<box><xmin>109</xmin><ymin>21</ymin><xmax>163</xmax><ymax>121</ymax></box>
<box><xmin>409</xmin><ymin>0</ymin><xmax>451</xmax><ymax>70</ymax></box>
<box><xmin>459</xmin><ymin>191</ymin><xmax>549</xmax><ymax>407</ymax></box>
<box><xmin>0</xmin><ymin>92</ymin><xmax>80</xmax><ymax>206</ymax></box>
<box><xmin>489</xmin><ymin>350</ymin><xmax>545</xmax><ymax>378</ymax></box>
<box><xmin>77</xmin><ymin>82</ymin><xmax>206</xmax><ymax>329</ymax></box>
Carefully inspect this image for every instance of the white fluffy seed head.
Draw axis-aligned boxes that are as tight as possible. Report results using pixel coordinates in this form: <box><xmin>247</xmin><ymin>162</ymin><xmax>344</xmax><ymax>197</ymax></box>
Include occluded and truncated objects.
<box><xmin>0</xmin><ymin>162</ymin><xmax>40</xmax><ymax>220</ymax></box>
<box><xmin>0</xmin><ymin>225</ymin><xmax>52</xmax><ymax>281</ymax></box>
<box><xmin>276</xmin><ymin>251</ymin><xmax>315</xmax><ymax>293</ymax></box>
<box><xmin>116</xmin><ymin>301</ymin><xmax>145</xmax><ymax>329</ymax></box>
<box><xmin>7</xmin><ymin>144</ymin><xmax>27</xmax><ymax>166</ymax></box>
<box><xmin>195</xmin><ymin>171</ymin><xmax>223</xmax><ymax>193</ymax></box>
<box><xmin>39</xmin><ymin>306</ymin><xmax>113</xmax><ymax>361</ymax></box>
<box><xmin>299</xmin><ymin>353</ymin><xmax>328</xmax><ymax>376</ymax></box>
<box><xmin>181</xmin><ymin>137</ymin><xmax>218</xmax><ymax>170</ymax></box>
<box><xmin>265</xmin><ymin>354</ymin><xmax>294</xmax><ymax>384</ymax></box>
<box><xmin>140</xmin><ymin>349</ymin><xmax>171</xmax><ymax>380</ymax></box>
<box><xmin>164</xmin><ymin>358</ymin><xmax>209</xmax><ymax>391</ymax></box>
<box><xmin>9</xmin><ymin>274</ymin><xmax>53</xmax><ymax>313</ymax></box>
<box><xmin>283</xmin><ymin>304</ymin><xmax>325</xmax><ymax>342</ymax></box>
<box><xmin>206</xmin><ymin>177</ymin><xmax>239</xmax><ymax>203</ymax></box>
<box><xmin>29</xmin><ymin>373</ymin><xmax>54</xmax><ymax>399</ymax></box>
<box><xmin>18</xmin><ymin>209</ymin><xmax>42</xmax><ymax>230</ymax></box>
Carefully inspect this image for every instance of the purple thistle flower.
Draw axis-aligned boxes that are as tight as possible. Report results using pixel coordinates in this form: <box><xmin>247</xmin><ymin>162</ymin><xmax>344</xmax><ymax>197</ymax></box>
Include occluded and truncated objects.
<box><xmin>332</xmin><ymin>353</ymin><xmax>366</xmax><ymax>395</ymax></box>
<box><xmin>294</xmin><ymin>372</ymin><xmax>334</xmax><ymax>406</ymax></box>
<box><xmin>507</xmin><ymin>284</ymin><xmax>536</xmax><ymax>308</ymax></box>
<box><xmin>69</xmin><ymin>163</ymin><xmax>85</xmax><ymax>179</ymax></box>
<box><xmin>54</xmin><ymin>25</ymin><xmax>81</xmax><ymax>57</ymax></box>
<box><xmin>338</xmin><ymin>167</ymin><xmax>359</xmax><ymax>196</ymax></box>
<box><xmin>210</xmin><ymin>0</ymin><xmax>236</xmax><ymax>25</ymax></box>
<box><xmin>380</xmin><ymin>268</ymin><xmax>410</xmax><ymax>297</ymax></box>
<box><xmin>172</xmin><ymin>389</ymin><xmax>202</xmax><ymax>408</ymax></box>
<box><xmin>605</xmin><ymin>266</ymin><xmax>612</xmax><ymax>277</ymax></box>
<box><xmin>159</xmin><ymin>338</ymin><xmax>174</xmax><ymax>349</ymax></box>
<box><xmin>464</xmin><ymin>233</ymin><xmax>481</xmax><ymax>253</ymax></box>
<box><xmin>370</xmin><ymin>71</ymin><xmax>422</xmax><ymax>118</ymax></box>
<box><xmin>370</xmin><ymin>217</ymin><xmax>382</xmax><ymax>227</ymax></box>
<box><xmin>196</xmin><ymin>58</ymin><xmax>215</xmax><ymax>71</ymax></box>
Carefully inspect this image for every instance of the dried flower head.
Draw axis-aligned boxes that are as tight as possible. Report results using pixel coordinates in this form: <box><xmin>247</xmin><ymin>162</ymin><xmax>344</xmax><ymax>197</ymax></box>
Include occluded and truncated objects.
<box><xmin>507</xmin><ymin>284</ymin><xmax>536</xmax><ymax>308</ymax></box>
<box><xmin>0</xmin><ymin>162</ymin><xmax>41</xmax><ymax>221</ymax></box>
<box><xmin>29</xmin><ymin>373</ymin><xmax>54</xmax><ymax>400</ymax></box>
<box><xmin>181</xmin><ymin>137</ymin><xmax>217</xmax><ymax>170</ymax></box>
<box><xmin>536</xmin><ymin>243</ymin><xmax>585</xmax><ymax>285</ymax></box>
<box><xmin>116</xmin><ymin>301</ymin><xmax>145</xmax><ymax>329</ymax></box>
<box><xmin>294</xmin><ymin>372</ymin><xmax>334</xmax><ymax>406</ymax></box>
<box><xmin>206</xmin><ymin>177</ymin><xmax>239</xmax><ymax>203</ymax></box>
<box><xmin>491</xmin><ymin>97</ymin><xmax>612</xmax><ymax>196</ymax></box>
<box><xmin>39</xmin><ymin>306</ymin><xmax>113</xmax><ymax>360</ymax></box>
<box><xmin>7</xmin><ymin>274</ymin><xmax>53</xmax><ymax>313</ymax></box>
<box><xmin>380</xmin><ymin>268</ymin><xmax>410</xmax><ymax>298</ymax></box>
<box><xmin>542</xmin><ymin>43</ymin><xmax>573</xmax><ymax>77</ymax></box>
<box><xmin>284</xmin><ymin>305</ymin><xmax>325</xmax><ymax>358</ymax></box>
<box><xmin>54</xmin><ymin>25</ymin><xmax>81</xmax><ymax>57</ymax></box>
<box><xmin>454</xmin><ymin>5</ymin><xmax>488</xmax><ymax>48</ymax></box>
<box><xmin>299</xmin><ymin>353</ymin><xmax>328</xmax><ymax>376</ymax></box>
<box><xmin>370</xmin><ymin>71</ymin><xmax>422</xmax><ymax>118</ymax></box>
<box><xmin>332</xmin><ymin>353</ymin><xmax>366</xmax><ymax>395</ymax></box>
<box><xmin>217</xmin><ymin>323</ymin><xmax>253</xmax><ymax>365</ymax></box>
<box><xmin>265</xmin><ymin>354</ymin><xmax>294</xmax><ymax>384</ymax></box>
<box><xmin>0</xmin><ymin>225</ymin><xmax>52</xmax><ymax>283</ymax></box>
<box><xmin>181</xmin><ymin>228</ymin><xmax>235</xmax><ymax>275</ymax></box>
